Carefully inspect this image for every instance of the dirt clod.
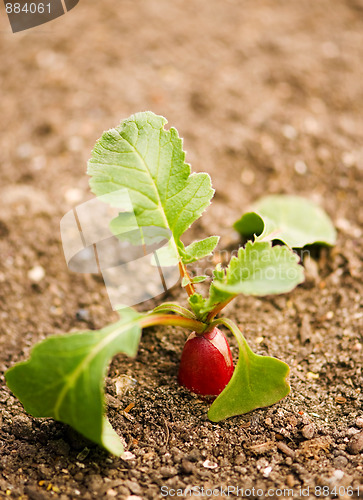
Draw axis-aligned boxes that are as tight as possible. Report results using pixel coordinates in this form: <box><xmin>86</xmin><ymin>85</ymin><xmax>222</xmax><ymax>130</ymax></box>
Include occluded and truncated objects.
<box><xmin>301</xmin><ymin>424</ymin><xmax>316</xmax><ymax>440</ymax></box>
<box><xmin>347</xmin><ymin>432</ymin><xmax>363</xmax><ymax>455</ymax></box>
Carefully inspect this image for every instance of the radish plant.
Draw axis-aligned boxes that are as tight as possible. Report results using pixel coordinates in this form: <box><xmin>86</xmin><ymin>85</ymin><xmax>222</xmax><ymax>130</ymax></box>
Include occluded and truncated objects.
<box><xmin>5</xmin><ymin>112</ymin><xmax>336</xmax><ymax>456</ymax></box>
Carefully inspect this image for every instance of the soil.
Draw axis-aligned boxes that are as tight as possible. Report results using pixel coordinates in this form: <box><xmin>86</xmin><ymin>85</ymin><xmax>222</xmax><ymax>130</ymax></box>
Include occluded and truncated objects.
<box><xmin>0</xmin><ymin>0</ymin><xmax>363</xmax><ymax>498</ymax></box>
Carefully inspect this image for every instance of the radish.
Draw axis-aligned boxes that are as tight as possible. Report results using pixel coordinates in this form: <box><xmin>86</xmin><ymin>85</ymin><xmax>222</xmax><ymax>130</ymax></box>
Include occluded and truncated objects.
<box><xmin>178</xmin><ymin>327</ymin><xmax>234</xmax><ymax>397</ymax></box>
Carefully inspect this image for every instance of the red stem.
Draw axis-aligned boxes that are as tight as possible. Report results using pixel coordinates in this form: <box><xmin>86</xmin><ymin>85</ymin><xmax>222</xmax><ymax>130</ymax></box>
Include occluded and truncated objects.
<box><xmin>206</xmin><ymin>296</ymin><xmax>236</xmax><ymax>323</ymax></box>
<box><xmin>178</xmin><ymin>261</ymin><xmax>196</xmax><ymax>297</ymax></box>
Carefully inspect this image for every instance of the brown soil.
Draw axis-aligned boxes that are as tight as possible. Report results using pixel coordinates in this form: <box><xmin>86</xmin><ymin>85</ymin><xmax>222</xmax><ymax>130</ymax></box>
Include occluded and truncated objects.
<box><xmin>0</xmin><ymin>0</ymin><xmax>362</xmax><ymax>498</ymax></box>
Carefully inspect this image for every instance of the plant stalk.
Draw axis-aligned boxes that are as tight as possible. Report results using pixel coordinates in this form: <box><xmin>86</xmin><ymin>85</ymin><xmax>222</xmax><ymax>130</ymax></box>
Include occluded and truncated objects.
<box><xmin>206</xmin><ymin>296</ymin><xmax>236</xmax><ymax>322</ymax></box>
<box><xmin>140</xmin><ymin>313</ymin><xmax>206</xmax><ymax>333</ymax></box>
<box><xmin>178</xmin><ymin>261</ymin><xmax>196</xmax><ymax>297</ymax></box>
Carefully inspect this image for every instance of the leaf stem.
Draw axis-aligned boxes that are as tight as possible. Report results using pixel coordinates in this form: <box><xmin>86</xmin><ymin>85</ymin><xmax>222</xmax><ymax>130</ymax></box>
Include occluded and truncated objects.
<box><xmin>151</xmin><ymin>302</ymin><xmax>197</xmax><ymax>319</ymax></box>
<box><xmin>140</xmin><ymin>313</ymin><xmax>206</xmax><ymax>333</ymax></box>
<box><xmin>178</xmin><ymin>261</ymin><xmax>196</xmax><ymax>297</ymax></box>
<box><xmin>206</xmin><ymin>296</ymin><xmax>237</xmax><ymax>322</ymax></box>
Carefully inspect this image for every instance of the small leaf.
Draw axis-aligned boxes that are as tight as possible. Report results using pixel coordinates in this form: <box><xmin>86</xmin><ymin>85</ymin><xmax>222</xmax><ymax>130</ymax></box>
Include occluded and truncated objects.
<box><xmin>208</xmin><ymin>319</ymin><xmax>290</xmax><ymax>421</ymax></box>
<box><xmin>181</xmin><ymin>236</ymin><xmax>219</xmax><ymax>264</ymax></box>
<box><xmin>188</xmin><ymin>268</ymin><xmax>234</xmax><ymax>321</ymax></box>
<box><xmin>188</xmin><ymin>293</ymin><xmax>207</xmax><ymax>318</ymax></box>
<box><xmin>182</xmin><ymin>275</ymin><xmax>208</xmax><ymax>288</ymax></box>
<box><xmin>213</xmin><ymin>240</ymin><xmax>304</xmax><ymax>296</ymax></box>
<box><xmin>234</xmin><ymin>195</ymin><xmax>336</xmax><ymax>248</ymax></box>
<box><xmin>190</xmin><ymin>275</ymin><xmax>208</xmax><ymax>284</ymax></box>
<box><xmin>5</xmin><ymin>308</ymin><xmax>142</xmax><ymax>456</ymax></box>
<box><xmin>88</xmin><ymin>111</ymin><xmax>214</xmax><ymax>265</ymax></box>
<box><xmin>181</xmin><ymin>277</ymin><xmax>190</xmax><ymax>287</ymax></box>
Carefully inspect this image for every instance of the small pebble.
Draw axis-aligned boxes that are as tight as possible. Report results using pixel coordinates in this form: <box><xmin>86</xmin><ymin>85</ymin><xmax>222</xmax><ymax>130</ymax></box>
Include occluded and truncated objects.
<box><xmin>347</xmin><ymin>431</ymin><xmax>363</xmax><ymax>455</ymax></box>
<box><xmin>17</xmin><ymin>142</ymin><xmax>33</xmax><ymax>159</ymax></box>
<box><xmin>294</xmin><ymin>160</ymin><xmax>307</xmax><ymax>175</ymax></box>
<box><xmin>282</xmin><ymin>124</ymin><xmax>297</xmax><ymax>140</ymax></box>
<box><xmin>64</xmin><ymin>188</ymin><xmax>84</xmax><ymax>204</ymax></box>
<box><xmin>286</xmin><ymin>474</ymin><xmax>295</xmax><ymax>487</ymax></box>
<box><xmin>121</xmin><ymin>451</ymin><xmax>136</xmax><ymax>460</ymax></box>
<box><xmin>68</xmin><ymin>136</ymin><xmax>83</xmax><ymax>152</ymax></box>
<box><xmin>28</xmin><ymin>265</ymin><xmax>45</xmax><ymax>282</ymax></box>
<box><xmin>263</xmin><ymin>466</ymin><xmax>272</xmax><ymax>478</ymax></box>
<box><xmin>277</xmin><ymin>442</ymin><xmax>296</xmax><ymax>459</ymax></box>
<box><xmin>356</xmin><ymin>417</ymin><xmax>363</xmax><ymax>428</ymax></box>
<box><xmin>123</xmin><ymin>481</ymin><xmax>142</xmax><ymax>496</ymax></box>
<box><xmin>302</xmin><ymin>424</ymin><xmax>315</xmax><ymax>440</ymax></box>
<box><xmin>334</xmin><ymin>470</ymin><xmax>345</xmax><ymax>480</ymax></box>
<box><xmin>203</xmin><ymin>459</ymin><xmax>218</xmax><ymax>469</ymax></box>
<box><xmin>76</xmin><ymin>447</ymin><xmax>90</xmax><ymax>461</ymax></box>
<box><xmin>234</xmin><ymin>454</ymin><xmax>246</xmax><ymax>466</ymax></box>
<box><xmin>240</xmin><ymin>169</ymin><xmax>255</xmax><ymax>185</ymax></box>
<box><xmin>299</xmin><ymin>314</ymin><xmax>313</xmax><ymax>343</ymax></box>
<box><xmin>180</xmin><ymin>460</ymin><xmax>195</xmax><ymax>474</ymax></box>
<box><xmin>106</xmin><ymin>489</ymin><xmax>117</xmax><ymax>498</ymax></box>
<box><xmin>334</xmin><ymin>456</ymin><xmax>348</xmax><ymax>468</ymax></box>
<box><xmin>114</xmin><ymin>375</ymin><xmax>137</xmax><ymax>396</ymax></box>
<box><xmin>186</xmin><ymin>449</ymin><xmax>201</xmax><ymax>462</ymax></box>
<box><xmin>160</xmin><ymin>466</ymin><xmax>177</xmax><ymax>478</ymax></box>
<box><xmin>76</xmin><ymin>309</ymin><xmax>90</xmax><ymax>321</ymax></box>
<box><xmin>346</xmin><ymin>427</ymin><xmax>360</xmax><ymax>436</ymax></box>
<box><xmin>341</xmin><ymin>151</ymin><xmax>356</xmax><ymax>167</ymax></box>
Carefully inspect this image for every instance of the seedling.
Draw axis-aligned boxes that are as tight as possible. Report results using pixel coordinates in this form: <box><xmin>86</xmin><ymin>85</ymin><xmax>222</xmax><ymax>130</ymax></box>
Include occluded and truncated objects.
<box><xmin>5</xmin><ymin>112</ymin><xmax>336</xmax><ymax>456</ymax></box>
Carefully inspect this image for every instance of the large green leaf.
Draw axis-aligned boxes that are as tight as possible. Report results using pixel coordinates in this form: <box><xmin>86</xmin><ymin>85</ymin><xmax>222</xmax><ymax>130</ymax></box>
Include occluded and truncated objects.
<box><xmin>87</xmin><ymin>112</ymin><xmax>214</xmax><ymax>263</ymax></box>
<box><xmin>208</xmin><ymin>319</ymin><xmax>290</xmax><ymax>421</ymax></box>
<box><xmin>213</xmin><ymin>240</ymin><xmax>304</xmax><ymax>296</ymax></box>
<box><xmin>234</xmin><ymin>195</ymin><xmax>336</xmax><ymax>248</ymax></box>
<box><xmin>5</xmin><ymin>308</ymin><xmax>142</xmax><ymax>456</ymax></box>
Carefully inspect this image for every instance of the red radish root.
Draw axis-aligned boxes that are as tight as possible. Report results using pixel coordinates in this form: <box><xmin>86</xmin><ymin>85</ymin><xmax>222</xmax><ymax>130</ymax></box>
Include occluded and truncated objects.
<box><xmin>178</xmin><ymin>327</ymin><xmax>234</xmax><ymax>397</ymax></box>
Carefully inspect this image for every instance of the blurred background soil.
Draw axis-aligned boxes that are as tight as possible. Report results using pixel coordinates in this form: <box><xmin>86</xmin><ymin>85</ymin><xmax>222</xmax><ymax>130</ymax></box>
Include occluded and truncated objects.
<box><xmin>0</xmin><ymin>0</ymin><xmax>362</xmax><ymax>498</ymax></box>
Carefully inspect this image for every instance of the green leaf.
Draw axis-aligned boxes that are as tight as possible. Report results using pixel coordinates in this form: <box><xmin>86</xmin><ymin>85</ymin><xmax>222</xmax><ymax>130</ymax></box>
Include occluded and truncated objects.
<box><xmin>234</xmin><ymin>195</ymin><xmax>337</xmax><ymax>248</ymax></box>
<box><xmin>188</xmin><ymin>293</ymin><xmax>208</xmax><ymax>318</ymax></box>
<box><xmin>213</xmin><ymin>240</ymin><xmax>304</xmax><ymax>296</ymax></box>
<box><xmin>190</xmin><ymin>275</ymin><xmax>208</xmax><ymax>284</ymax></box>
<box><xmin>182</xmin><ymin>275</ymin><xmax>208</xmax><ymax>287</ymax></box>
<box><xmin>208</xmin><ymin>318</ymin><xmax>290</xmax><ymax>421</ymax></box>
<box><xmin>5</xmin><ymin>308</ymin><xmax>142</xmax><ymax>456</ymax></box>
<box><xmin>181</xmin><ymin>236</ymin><xmax>219</xmax><ymax>264</ymax></box>
<box><xmin>87</xmin><ymin>111</ymin><xmax>214</xmax><ymax>264</ymax></box>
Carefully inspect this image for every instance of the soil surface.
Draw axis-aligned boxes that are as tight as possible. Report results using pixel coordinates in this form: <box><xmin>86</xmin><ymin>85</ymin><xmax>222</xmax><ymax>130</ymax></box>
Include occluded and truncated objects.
<box><xmin>0</xmin><ymin>0</ymin><xmax>363</xmax><ymax>498</ymax></box>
